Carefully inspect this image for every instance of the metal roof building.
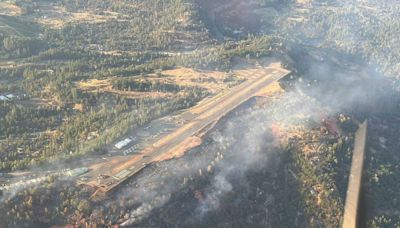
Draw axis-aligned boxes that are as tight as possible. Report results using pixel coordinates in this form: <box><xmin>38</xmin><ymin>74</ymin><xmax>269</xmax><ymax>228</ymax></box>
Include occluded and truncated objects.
<box><xmin>115</xmin><ymin>138</ymin><xmax>133</xmax><ymax>149</ymax></box>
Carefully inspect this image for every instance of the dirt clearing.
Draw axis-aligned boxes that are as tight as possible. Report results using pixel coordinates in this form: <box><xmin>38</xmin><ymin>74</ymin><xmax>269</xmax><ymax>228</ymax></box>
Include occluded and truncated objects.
<box><xmin>0</xmin><ymin>2</ymin><xmax>22</xmax><ymax>16</ymax></box>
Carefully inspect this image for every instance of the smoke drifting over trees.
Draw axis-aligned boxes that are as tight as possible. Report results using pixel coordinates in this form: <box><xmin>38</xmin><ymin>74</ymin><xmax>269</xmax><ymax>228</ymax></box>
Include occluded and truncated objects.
<box><xmin>1</xmin><ymin>0</ymin><xmax>400</xmax><ymax>227</ymax></box>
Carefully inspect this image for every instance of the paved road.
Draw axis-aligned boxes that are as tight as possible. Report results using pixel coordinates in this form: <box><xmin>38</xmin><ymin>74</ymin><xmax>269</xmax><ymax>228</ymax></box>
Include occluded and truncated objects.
<box><xmin>92</xmin><ymin>66</ymin><xmax>291</xmax><ymax>193</ymax></box>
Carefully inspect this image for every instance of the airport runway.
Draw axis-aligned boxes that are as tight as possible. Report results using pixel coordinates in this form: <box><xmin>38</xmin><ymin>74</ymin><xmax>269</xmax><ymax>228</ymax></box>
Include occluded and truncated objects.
<box><xmin>87</xmin><ymin>65</ymin><xmax>291</xmax><ymax>194</ymax></box>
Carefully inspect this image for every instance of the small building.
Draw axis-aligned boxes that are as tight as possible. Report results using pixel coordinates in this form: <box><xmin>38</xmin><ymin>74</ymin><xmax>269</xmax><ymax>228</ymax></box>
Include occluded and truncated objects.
<box><xmin>5</xmin><ymin>94</ymin><xmax>15</xmax><ymax>99</ymax></box>
<box><xmin>66</xmin><ymin>167</ymin><xmax>89</xmax><ymax>177</ymax></box>
<box><xmin>115</xmin><ymin>138</ymin><xmax>133</xmax><ymax>149</ymax></box>
<box><xmin>0</xmin><ymin>94</ymin><xmax>16</xmax><ymax>101</ymax></box>
<box><xmin>112</xmin><ymin>169</ymin><xmax>131</xmax><ymax>180</ymax></box>
<box><xmin>233</xmin><ymin>30</ymin><xmax>243</xmax><ymax>35</ymax></box>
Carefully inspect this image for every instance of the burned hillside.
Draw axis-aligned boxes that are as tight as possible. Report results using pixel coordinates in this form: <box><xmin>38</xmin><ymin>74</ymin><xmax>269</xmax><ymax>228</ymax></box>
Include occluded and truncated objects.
<box><xmin>195</xmin><ymin>0</ymin><xmax>289</xmax><ymax>38</ymax></box>
<box><xmin>125</xmin><ymin>80</ymin><xmax>355</xmax><ymax>227</ymax></box>
<box><xmin>117</xmin><ymin>49</ymin><xmax>399</xmax><ymax>227</ymax></box>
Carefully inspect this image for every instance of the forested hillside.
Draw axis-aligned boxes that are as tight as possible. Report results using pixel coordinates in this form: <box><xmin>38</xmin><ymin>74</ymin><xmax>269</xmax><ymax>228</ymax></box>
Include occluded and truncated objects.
<box><xmin>279</xmin><ymin>0</ymin><xmax>400</xmax><ymax>86</ymax></box>
<box><xmin>0</xmin><ymin>0</ymin><xmax>282</xmax><ymax>172</ymax></box>
<box><xmin>1</xmin><ymin>0</ymin><xmax>400</xmax><ymax>227</ymax></box>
